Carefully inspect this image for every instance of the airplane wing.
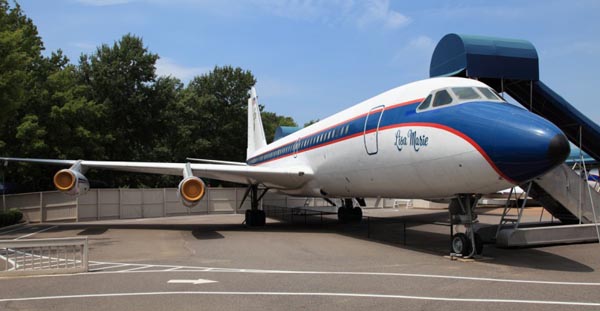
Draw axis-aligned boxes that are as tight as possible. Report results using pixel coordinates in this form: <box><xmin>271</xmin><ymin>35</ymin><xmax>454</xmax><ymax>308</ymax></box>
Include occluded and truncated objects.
<box><xmin>0</xmin><ymin>157</ymin><xmax>312</xmax><ymax>189</ymax></box>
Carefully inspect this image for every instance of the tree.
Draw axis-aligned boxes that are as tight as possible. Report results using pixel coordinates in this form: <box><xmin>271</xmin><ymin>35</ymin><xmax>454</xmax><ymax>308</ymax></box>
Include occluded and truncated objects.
<box><xmin>261</xmin><ymin>111</ymin><xmax>297</xmax><ymax>143</ymax></box>
<box><xmin>304</xmin><ymin>119</ymin><xmax>320</xmax><ymax>127</ymax></box>
<box><xmin>0</xmin><ymin>4</ymin><xmax>299</xmax><ymax>191</ymax></box>
<box><xmin>0</xmin><ymin>0</ymin><xmax>44</xmax><ymax>150</ymax></box>
<box><xmin>78</xmin><ymin>34</ymin><xmax>160</xmax><ymax>162</ymax></box>
<box><xmin>183</xmin><ymin>66</ymin><xmax>256</xmax><ymax>162</ymax></box>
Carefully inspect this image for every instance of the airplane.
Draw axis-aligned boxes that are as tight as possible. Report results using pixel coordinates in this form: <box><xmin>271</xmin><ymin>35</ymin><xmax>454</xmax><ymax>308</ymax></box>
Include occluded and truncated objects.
<box><xmin>0</xmin><ymin>77</ymin><xmax>570</xmax><ymax>257</ymax></box>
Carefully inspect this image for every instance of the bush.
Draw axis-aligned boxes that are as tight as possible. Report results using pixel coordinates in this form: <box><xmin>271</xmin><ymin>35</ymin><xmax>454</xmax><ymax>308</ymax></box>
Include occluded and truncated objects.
<box><xmin>8</xmin><ymin>208</ymin><xmax>23</xmax><ymax>223</ymax></box>
<box><xmin>0</xmin><ymin>208</ymin><xmax>23</xmax><ymax>227</ymax></box>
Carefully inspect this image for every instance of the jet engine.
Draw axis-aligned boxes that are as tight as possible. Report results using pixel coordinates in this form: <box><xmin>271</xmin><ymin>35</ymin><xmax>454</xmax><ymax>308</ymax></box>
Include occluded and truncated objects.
<box><xmin>178</xmin><ymin>176</ymin><xmax>206</xmax><ymax>207</ymax></box>
<box><xmin>53</xmin><ymin>169</ymin><xmax>90</xmax><ymax>196</ymax></box>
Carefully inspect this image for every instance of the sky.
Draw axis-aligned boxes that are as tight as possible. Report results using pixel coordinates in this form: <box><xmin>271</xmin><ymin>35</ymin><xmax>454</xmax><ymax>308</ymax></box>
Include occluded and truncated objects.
<box><xmin>17</xmin><ymin>0</ymin><xmax>600</xmax><ymax>126</ymax></box>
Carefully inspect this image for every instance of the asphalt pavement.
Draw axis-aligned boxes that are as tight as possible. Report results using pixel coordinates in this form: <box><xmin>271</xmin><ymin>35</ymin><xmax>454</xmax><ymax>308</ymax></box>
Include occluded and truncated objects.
<box><xmin>1</xmin><ymin>207</ymin><xmax>599</xmax><ymax>310</ymax></box>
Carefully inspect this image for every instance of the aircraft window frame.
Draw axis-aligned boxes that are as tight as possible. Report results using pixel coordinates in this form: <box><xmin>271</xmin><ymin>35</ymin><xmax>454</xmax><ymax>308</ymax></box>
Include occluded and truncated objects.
<box><xmin>417</xmin><ymin>85</ymin><xmax>508</xmax><ymax>114</ymax></box>
<box><xmin>432</xmin><ymin>89</ymin><xmax>454</xmax><ymax>107</ymax></box>
<box><xmin>416</xmin><ymin>94</ymin><xmax>433</xmax><ymax>111</ymax></box>
<box><xmin>450</xmin><ymin>87</ymin><xmax>482</xmax><ymax>101</ymax></box>
<box><xmin>476</xmin><ymin>87</ymin><xmax>504</xmax><ymax>101</ymax></box>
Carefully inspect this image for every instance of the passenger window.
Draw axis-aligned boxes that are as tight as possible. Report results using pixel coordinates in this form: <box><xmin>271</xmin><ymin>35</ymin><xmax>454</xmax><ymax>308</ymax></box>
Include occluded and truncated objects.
<box><xmin>477</xmin><ymin>87</ymin><xmax>502</xmax><ymax>101</ymax></box>
<box><xmin>417</xmin><ymin>94</ymin><xmax>432</xmax><ymax>110</ymax></box>
<box><xmin>451</xmin><ymin>87</ymin><xmax>481</xmax><ymax>100</ymax></box>
<box><xmin>432</xmin><ymin>90</ymin><xmax>453</xmax><ymax>107</ymax></box>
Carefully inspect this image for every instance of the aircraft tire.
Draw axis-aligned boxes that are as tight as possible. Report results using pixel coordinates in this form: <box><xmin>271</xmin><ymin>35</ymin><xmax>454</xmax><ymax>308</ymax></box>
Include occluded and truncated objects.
<box><xmin>451</xmin><ymin>233</ymin><xmax>470</xmax><ymax>256</ymax></box>
<box><xmin>352</xmin><ymin>207</ymin><xmax>363</xmax><ymax>223</ymax></box>
<box><xmin>245</xmin><ymin>209</ymin><xmax>266</xmax><ymax>227</ymax></box>
<box><xmin>257</xmin><ymin>210</ymin><xmax>266</xmax><ymax>226</ymax></box>
<box><xmin>474</xmin><ymin>233</ymin><xmax>484</xmax><ymax>255</ymax></box>
<box><xmin>337</xmin><ymin>206</ymin><xmax>349</xmax><ymax>223</ymax></box>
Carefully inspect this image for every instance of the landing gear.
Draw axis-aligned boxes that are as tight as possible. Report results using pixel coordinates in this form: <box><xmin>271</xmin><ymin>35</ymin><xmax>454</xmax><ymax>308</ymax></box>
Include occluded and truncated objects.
<box><xmin>449</xmin><ymin>194</ymin><xmax>484</xmax><ymax>258</ymax></box>
<box><xmin>245</xmin><ymin>209</ymin><xmax>265</xmax><ymax>227</ymax></box>
<box><xmin>451</xmin><ymin>233</ymin><xmax>469</xmax><ymax>256</ymax></box>
<box><xmin>451</xmin><ymin>232</ymin><xmax>483</xmax><ymax>256</ymax></box>
<box><xmin>243</xmin><ymin>185</ymin><xmax>267</xmax><ymax>227</ymax></box>
<box><xmin>338</xmin><ymin>198</ymin><xmax>363</xmax><ymax>223</ymax></box>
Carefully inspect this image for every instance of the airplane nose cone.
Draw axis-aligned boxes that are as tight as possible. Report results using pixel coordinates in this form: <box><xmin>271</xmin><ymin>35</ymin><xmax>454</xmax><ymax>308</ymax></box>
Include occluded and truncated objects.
<box><xmin>457</xmin><ymin>103</ymin><xmax>571</xmax><ymax>184</ymax></box>
<box><xmin>488</xmin><ymin>111</ymin><xmax>570</xmax><ymax>184</ymax></box>
<box><xmin>547</xmin><ymin>134</ymin><xmax>570</xmax><ymax>165</ymax></box>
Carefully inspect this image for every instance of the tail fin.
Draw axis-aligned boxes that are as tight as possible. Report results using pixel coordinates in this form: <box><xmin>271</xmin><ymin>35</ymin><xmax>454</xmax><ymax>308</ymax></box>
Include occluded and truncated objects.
<box><xmin>247</xmin><ymin>87</ymin><xmax>267</xmax><ymax>160</ymax></box>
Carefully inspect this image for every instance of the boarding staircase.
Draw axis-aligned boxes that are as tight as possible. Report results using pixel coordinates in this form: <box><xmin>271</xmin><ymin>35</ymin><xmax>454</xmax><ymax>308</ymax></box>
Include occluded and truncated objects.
<box><xmin>529</xmin><ymin>164</ymin><xmax>598</xmax><ymax>224</ymax></box>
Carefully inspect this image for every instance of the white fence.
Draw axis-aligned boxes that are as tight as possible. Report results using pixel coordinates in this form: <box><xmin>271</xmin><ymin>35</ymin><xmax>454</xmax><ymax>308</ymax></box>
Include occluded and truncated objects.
<box><xmin>0</xmin><ymin>237</ymin><xmax>88</xmax><ymax>276</ymax></box>
<box><xmin>0</xmin><ymin>188</ymin><xmax>412</xmax><ymax>223</ymax></box>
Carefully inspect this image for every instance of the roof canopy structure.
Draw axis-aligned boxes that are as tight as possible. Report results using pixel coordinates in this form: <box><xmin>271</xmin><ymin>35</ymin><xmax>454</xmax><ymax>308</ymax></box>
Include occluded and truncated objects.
<box><xmin>430</xmin><ymin>34</ymin><xmax>539</xmax><ymax>81</ymax></box>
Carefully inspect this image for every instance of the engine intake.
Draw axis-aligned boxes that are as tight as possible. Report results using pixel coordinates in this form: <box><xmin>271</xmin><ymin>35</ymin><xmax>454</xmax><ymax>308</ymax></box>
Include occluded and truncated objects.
<box><xmin>178</xmin><ymin>176</ymin><xmax>206</xmax><ymax>207</ymax></box>
<box><xmin>53</xmin><ymin>169</ymin><xmax>90</xmax><ymax>196</ymax></box>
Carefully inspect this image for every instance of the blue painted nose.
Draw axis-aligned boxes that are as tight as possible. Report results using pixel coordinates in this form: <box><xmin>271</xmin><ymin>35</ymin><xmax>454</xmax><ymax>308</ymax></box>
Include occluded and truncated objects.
<box><xmin>547</xmin><ymin>133</ymin><xmax>570</xmax><ymax>164</ymax></box>
<box><xmin>487</xmin><ymin>105</ymin><xmax>570</xmax><ymax>183</ymax></box>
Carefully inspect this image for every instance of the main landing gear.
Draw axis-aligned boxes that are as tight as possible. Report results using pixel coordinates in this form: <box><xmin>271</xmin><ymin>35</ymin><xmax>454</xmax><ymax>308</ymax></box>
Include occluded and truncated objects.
<box><xmin>449</xmin><ymin>194</ymin><xmax>484</xmax><ymax>258</ymax></box>
<box><xmin>337</xmin><ymin>198</ymin><xmax>363</xmax><ymax>223</ymax></box>
<box><xmin>243</xmin><ymin>185</ymin><xmax>267</xmax><ymax>227</ymax></box>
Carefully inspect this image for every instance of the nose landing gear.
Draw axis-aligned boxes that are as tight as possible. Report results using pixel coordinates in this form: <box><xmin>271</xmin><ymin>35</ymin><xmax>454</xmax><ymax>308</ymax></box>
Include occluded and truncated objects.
<box><xmin>449</xmin><ymin>194</ymin><xmax>484</xmax><ymax>258</ymax></box>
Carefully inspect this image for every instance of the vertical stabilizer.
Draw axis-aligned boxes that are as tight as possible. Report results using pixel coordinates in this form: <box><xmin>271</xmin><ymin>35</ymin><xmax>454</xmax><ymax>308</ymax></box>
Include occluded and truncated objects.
<box><xmin>247</xmin><ymin>87</ymin><xmax>267</xmax><ymax>160</ymax></box>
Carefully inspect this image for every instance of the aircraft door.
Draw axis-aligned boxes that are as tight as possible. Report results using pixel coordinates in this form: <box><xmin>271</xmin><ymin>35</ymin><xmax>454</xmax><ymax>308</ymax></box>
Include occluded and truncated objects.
<box><xmin>363</xmin><ymin>105</ymin><xmax>385</xmax><ymax>155</ymax></box>
<box><xmin>293</xmin><ymin>138</ymin><xmax>299</xmax><ymax>158</ymax></box>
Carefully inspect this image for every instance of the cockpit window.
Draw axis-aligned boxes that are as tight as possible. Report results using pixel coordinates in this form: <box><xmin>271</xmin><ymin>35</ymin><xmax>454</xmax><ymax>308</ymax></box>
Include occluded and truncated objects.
<box><xmin>417</xmin><ymin>94</ymin><xmax>432</xmax><ymax>111</ymax></box>
<box><xmin>417</xmin><ymin>85</ymin><xmax>505</xmax><ymax>113</ymax></box>
<box><xmin>477</xmin><ymin>87</ymin><xmax>503</xmax><ymax>101</ymax></box>
<box><xmin>451</xmin><ymin>87</ymin><xmax>481</xmax><ymax>100</ymax></box>
<box><xmin>432</xmin><ymin>90</ymin><xmax>453</xmax><ymax>107</ymax></box>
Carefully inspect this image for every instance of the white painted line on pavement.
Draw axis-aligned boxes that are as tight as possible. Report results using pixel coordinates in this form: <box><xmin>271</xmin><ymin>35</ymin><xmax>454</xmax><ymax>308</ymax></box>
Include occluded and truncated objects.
<box><xmin>123</xmin><ymin>265</ymin><xmax>152</xmax><ymax>272</ymax></box>
<box><xmin>90</xmin><ymin>264</ymin><xmax>130</xmax><ymax>271</ymax></box>
<box><xmin>167</xmin><ymin>279</ymin><xmax>217</xmax><ymax>285</ymax></box>
<box><xmin>8</xmin><ymin>260</ymin><xmax>600</xmax><ymax>288</ymax></box>
<box><xmin>14</xmin><ymin>226</ymin><xmax>57</xmax><ymax>240</ymax></box>
<box><xmin>165</xmin><ymin>267</ymin><xmax>181</xmax><ymax>271</ymax></box>
<box><xmin>0</xmin><ymin>291</ymin><xmax>599</xmax><ymax>307</ymax></box>
<box><xmin>85</xmin><ymin>265</ymin><xmax>600</xmax><ymax>286</ymax></box>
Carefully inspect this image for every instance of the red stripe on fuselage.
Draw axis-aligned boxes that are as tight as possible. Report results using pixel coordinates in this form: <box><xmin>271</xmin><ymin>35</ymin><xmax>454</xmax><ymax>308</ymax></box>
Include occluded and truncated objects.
<box><xmin>248</xmin><ymin>98</ymin><xmax>424</xmax><ymax>162</ymax></box>
<box><xmin>254</xmin><ymin>121</ymin><xmax>514</xmax><ymax>184</ymax></box>
<box><xmin>378</xmin><ymin>123</ymin><xmax>515</xmax><ymax>184</ymax></box>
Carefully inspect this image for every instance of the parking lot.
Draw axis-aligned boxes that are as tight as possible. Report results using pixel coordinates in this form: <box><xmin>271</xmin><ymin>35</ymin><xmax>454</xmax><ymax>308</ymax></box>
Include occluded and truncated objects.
<box><xmin>1</xmin><ymin>207</ymin><xmax>600</xmax><ymax>310</ymax></box>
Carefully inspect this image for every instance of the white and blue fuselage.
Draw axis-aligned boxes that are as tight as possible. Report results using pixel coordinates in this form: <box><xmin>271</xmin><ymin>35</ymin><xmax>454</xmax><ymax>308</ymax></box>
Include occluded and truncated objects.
<box><xmin>247</xmin><ymin>77</ymin><xmax>569</xmax><ymax>200</ymax></box>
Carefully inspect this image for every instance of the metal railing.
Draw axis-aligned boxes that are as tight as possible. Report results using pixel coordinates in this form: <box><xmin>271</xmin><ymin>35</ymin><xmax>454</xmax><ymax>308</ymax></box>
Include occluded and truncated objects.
<box><xmin>0</xmin><ymin>237</ymin><xmax>88</xmax><ymax>276</ymax></box>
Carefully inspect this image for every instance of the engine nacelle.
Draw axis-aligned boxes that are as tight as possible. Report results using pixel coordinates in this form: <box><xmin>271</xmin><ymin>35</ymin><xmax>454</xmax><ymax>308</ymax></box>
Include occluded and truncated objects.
<box><xmin>178</xmin><ymin>176</ymin><xmax>206</xmax><ymax>207</ymax></box>
<box><xmin>53</xmin><ymin>169</ymin><xmax>90</xmax><ymax>196</ymax></box>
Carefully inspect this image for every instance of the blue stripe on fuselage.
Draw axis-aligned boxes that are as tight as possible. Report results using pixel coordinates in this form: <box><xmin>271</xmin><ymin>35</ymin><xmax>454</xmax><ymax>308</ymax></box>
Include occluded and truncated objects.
<box><xmin>248</xmin><ymin>100</ymin><xmax>562</xmax><ymax>184</ymax></box>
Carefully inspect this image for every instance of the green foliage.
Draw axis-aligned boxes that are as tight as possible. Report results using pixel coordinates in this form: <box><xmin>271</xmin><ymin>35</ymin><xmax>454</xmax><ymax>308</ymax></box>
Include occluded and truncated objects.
<box><xmin>78</xmin><ymin>34</ymin><xmax>160</xmax><ymax>162</ymax></box>
<box><xmin>304</xmin><ymin>119</ymin><xmax>320</xmax><ymax>127</ymax></box>
<box><xmin>0</xmin><ymin>4</ymin><xmax>297</xmax><ymax>191</ymax></box>
<box><xmin>181</xmin><ymin>66</ymin><xmax>257</xmax><ymax>162</ymax></box>
<box><xmin>0</xmin><ymin>208</ymin><xmax>23</xmax><ymax>227</ymax></box>
<box><xmin>262</xmin><ymin>111</ymin><xmax>298</xmax><ymax>143</ymax></box>
<box><xmin>0</xmin><ymin>0</ymin><xmax>44</xmax><ymax>147</ymax></box>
